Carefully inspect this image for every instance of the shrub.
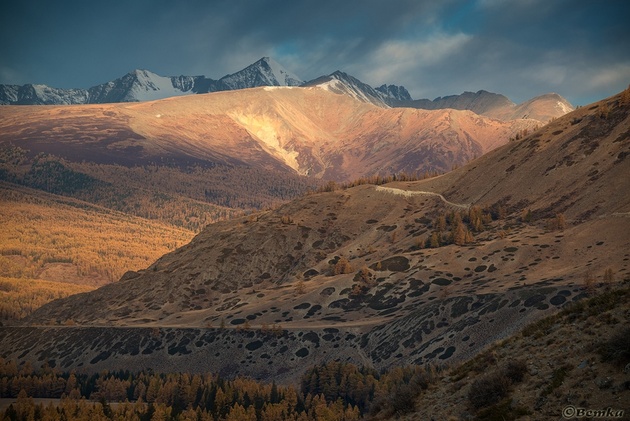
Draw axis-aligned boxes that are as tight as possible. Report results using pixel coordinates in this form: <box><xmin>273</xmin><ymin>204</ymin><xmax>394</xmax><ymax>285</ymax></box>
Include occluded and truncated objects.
<box><xmin>582</xmin><ymin>270</ymin><xmax>597</xmax><ymax>295</ymax></box>
<box><xmin>294</xmin><ymin>280</ymin><xmax>306</xmax><ymax>295</ymax></box>
<box><xmin>541</xmin><ymin>365</ymin><xmax>570</xmax><ymax>397</ymax></box>
<box><xmin>0</xmin><ymin>281</ymin><xmax>18</xmax><ymax>292</ymax></box>
<box><xmin>503</xmin><ymin>360</ymin><xmax>527</xmax><ymax>384</ymax></box>
<box><xmin>603</xmin><ymin>268</ymin><xmax>615</xmax><ymax>288</ymax></box>
<box><xmin>370</xmin><ymin>377</ymin><xmax>425</xmax><ymax>417</ymax></box>
<box><xmin>475</xmin><ymin>398</ymin><xmax>531</xmax><ymax>421</ymax></box>
<box><xmin>333</xmin><ymin>257</ymin><xmax>353</xmax><ymax>275</ymax></box>
<box><xmin>521</xmin><ymin>314</ymin><xmax>558</xmax><ymax>338</ymax></box>
<box><xmin>598</xmin><ymin>327</ymin><xmax>630</xmax><ymax>367</ymax></box>
<box><xmin>467</xmin><ymin>360</ymin><xmax>526</xmax><ymax>410</ymax></box>
<box><xmin>468</xmin><ymin>372</ymin><xmax>511</xmax><ymax>409</ymax></box>
<box><xmin>354</xmin><ymin>266</ymin><xmax>375</xmax><ymax>288</ymax></box>
<box><xmin>546</xmin><ymin>213</ymin><xmax>566</xmax><ymax>231</ymax></box>
<box><xmin>387</xmin><ymin>383</ymin><xmax>418</xmax><ymax>415</ymax></box>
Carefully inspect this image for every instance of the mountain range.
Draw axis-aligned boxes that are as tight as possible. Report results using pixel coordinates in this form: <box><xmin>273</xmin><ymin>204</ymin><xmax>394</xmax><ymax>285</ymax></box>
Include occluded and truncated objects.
<box><xmin>0</xmin><ymin>49</ymin><xmax>628</xmax><ymax>419</ymax></box>
<box><xmin>0</xmin><ymin>61</ymin><xmax>576</xmax><ymax>289</ymax></box>
<box><xmin>0</xmin><ymin>57</ymin><xmax>302</xmax><ymax>105</ymax></box>
<box><xmin>0</xmin><ymin>57</ymin><xmax>573</xmax><ymax>122</ymax></box>
<box><xmin>396</xmin><ymin>90</ymin><xmax>574</xmax><ymax>121</ymax></box>
<box><xmin>2</xmin><ymin>88</ymin><xmax>628</xmax><ymax>389</ymax></box>
<box><xmin>0</xmin><ymin>85</ymin><xmax>542</xmax><ymax>182</ymax></box>
<box><xmin>302</xmin><ymin>70</ymin><xmax>408</xmax><ymax>108</ymax></box>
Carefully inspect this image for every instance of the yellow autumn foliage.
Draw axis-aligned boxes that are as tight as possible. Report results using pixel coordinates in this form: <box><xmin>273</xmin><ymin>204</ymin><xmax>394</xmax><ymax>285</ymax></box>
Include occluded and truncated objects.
<box><xmin>0</xmin><ymin>184</ymin><xmax>194</xmax><ymax>286</ymax></box>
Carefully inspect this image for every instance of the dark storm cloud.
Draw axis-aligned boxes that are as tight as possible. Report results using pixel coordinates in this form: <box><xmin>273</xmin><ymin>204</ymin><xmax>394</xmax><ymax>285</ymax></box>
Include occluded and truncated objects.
<box><xmin>0</xmin><ymin>0</ymin><xmax>443</xmax><ymax>86</ymax></box>
<box><xmin>354</xmin><ymin>0</ymin><xmax>630</xmax><ymax>105</ymax></box>
<box><xmin>443</xmin><ymin>0</ymin><xmax>630</xmax><ymax>104</ymax></box>
<box><xmin>1</xmin><ymin>0</ymin><xmax>628</xmax><ymax>105</ymax></box>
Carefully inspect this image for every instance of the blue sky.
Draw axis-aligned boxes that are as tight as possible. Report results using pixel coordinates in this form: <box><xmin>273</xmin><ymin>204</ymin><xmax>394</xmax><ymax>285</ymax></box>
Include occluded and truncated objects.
<box><xmin>1</xmin><ymin>0</ymin><xmax>628</xmax><ymax>105</ymax></box>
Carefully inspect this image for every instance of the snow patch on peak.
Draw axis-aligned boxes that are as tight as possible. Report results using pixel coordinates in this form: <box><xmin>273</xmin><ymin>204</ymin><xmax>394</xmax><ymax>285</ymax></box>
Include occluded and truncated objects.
<box><xmin>260</xmin><ymin>57</ymin><xmax>302</xmax><ymax>86</ymax></box>
<box><xmin>263</xmin><ymin>86</ymin><xmax>294</xmax><ymax>91</ymax></box>
<box><xmin>133</xmin><ymin>69</ymin><xmax>156</xmax><ymax>77</ymax></box>
<box><xmin>27</xmin><ymin>84</ymin><xmax>89</xmax><ymax>105</ymax></box>
<box><xmin>309</xmin><ymin>72</ymin><xmax>389</xmax><ymax>107</ymax></box>
<box><xmin>132</xmin><ymin>69</ymin><xmax>163</xmax><ymax>84</ymax></box>
<box><xmin>220</xmin><ymin>57</ymin><xmax>303</xmax><ymax>90</ymax></box>
<box><xmin>317</xmin><ymin>78</ymin><xmax>343</xmax><ymax>92</ymax></box>
<box><xmin>555</xmin><ymin>100</ymin><xmax>573</xmax><ymax>114</ymax></box>
<box><xmin>127</xmin><ymin>70</ymin><xmax>195</xmax><ymax>101</ymax></box>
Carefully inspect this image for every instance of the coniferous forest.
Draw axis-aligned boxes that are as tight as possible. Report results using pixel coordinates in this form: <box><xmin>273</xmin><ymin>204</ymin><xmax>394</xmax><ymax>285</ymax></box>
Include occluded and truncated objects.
<box><xmin>0</xmin><ymin>358</ymin><xmax>437</xmax><ymax>420</ymax></box>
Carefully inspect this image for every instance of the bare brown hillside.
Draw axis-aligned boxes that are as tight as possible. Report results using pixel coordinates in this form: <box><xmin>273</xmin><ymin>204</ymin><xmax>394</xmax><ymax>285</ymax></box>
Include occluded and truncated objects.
<box><xmin>0</xmin><ymin>84</ymin><xmax>540</xmax><ymax>289</ymax></box>
<box><xmin>0</xmin><ymin>87</ymin><xmax>541</xmax><ymax>181</ymax></box>
<box><xmin>416</xmin><ymin>92</ymin><xmax>630</xmax><ymax>221</ymax></box>
<box><xmin>2</xmin><ymin>90</ymin><xmax>628</xmax><ymax>385</ymax></box>
<box><xmin>485</xmin><ymin>92</ymin><xmax>574</xmax><ymax>122</ymax></box>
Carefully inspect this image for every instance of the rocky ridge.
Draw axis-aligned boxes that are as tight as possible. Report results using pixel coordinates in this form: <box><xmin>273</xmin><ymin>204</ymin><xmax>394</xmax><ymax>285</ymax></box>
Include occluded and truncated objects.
<box><xmin>0</xmin><ymin>57</ymin><xmax>573</xmax><ymax>126</ymax></box>
<box><xmin>395</xmin><ymin>90</ymin><xmax>574</xmax><ymax>123</ymax></box>
<box><xmin>0</xmin><ymin>57</ymin><xmax>300</xmax><ymax>105</ymax></box>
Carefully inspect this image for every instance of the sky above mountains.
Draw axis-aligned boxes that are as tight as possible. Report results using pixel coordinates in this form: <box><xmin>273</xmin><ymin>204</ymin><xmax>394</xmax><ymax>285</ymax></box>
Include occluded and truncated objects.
<box><xmin>1</xmin><ymin>0</ymin><xmax>628</xmax><ymax>106</ymax></box>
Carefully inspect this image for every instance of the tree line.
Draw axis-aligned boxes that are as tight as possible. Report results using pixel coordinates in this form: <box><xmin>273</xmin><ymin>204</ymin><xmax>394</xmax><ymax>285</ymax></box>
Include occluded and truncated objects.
<box><xmin>0</xmin><ymin>358</ymin><xmax>440</xmax><ymax>420</ymax></box>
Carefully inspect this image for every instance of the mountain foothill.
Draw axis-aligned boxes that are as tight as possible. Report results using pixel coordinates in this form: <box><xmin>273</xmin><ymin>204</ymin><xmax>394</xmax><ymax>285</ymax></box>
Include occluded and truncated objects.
<box><xmin>1</xmin><ymin>57</ymin><xmax>629</xmax><ymax>420</ymax></box>
<box><xmin>0</xmin><ymin>58</ymin><xmax>567</xmax><ymax>291</ymax></box>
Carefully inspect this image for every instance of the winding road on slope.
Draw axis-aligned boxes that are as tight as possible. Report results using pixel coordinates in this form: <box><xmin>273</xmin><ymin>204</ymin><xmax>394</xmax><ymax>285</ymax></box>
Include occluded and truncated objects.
<box><xmin>374</xmin><ymin>186</ymin><xmax>470</xmax><ymax>209</ymax></box>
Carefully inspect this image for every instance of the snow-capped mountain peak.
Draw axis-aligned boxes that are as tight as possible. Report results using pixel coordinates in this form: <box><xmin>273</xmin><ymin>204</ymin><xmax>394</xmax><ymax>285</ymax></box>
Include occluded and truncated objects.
<box><xmin>123</xmin><ymin>69</ymin><xmax>196</xmax><ymax>102</ymax></box>
<box><xmin>132</xmin><ymin>69</ymin><xmax>161</xmax><ymax>85</ymax></box>
<box><xmin>303</xmin><ymin>71</ymin><xmax>393</xmax><ymax>107</ymax></box>
<box><xmin>260</xmin><ymin>57</ymin><xmax>303</xmax><ymax>87</ymax></box>
<box><xmin>83</xmin><ymin>70</ymin><xmax>205</xmax><ymax>103</ymax></box>
<box><xmin>219</xmin><ymin>57</ymin><xmax>303</xmax><ymax>90</ymax></box>
<box><xmin>375</xmin><ymin>84</ymin><xmax>412</xmax><ymax>102</ymax></box>
<box><xmin>0</xmin><ymin>83</ymin><xmax>89</xmax><ymax>105</ymax></box>
<box><xmin>0</xmin><ymin>58</ymin><xmax>304</xmax><ymax>105</ymax></box>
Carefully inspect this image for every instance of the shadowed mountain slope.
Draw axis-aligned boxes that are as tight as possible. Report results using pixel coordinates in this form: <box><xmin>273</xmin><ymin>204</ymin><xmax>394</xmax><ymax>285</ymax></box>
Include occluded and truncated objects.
<box><xmin>387</xmin><ymin>286</ymin><xmax>630</xmax><ymax>420</ymax></box>
<box><xmin>397</xmin><ymin>90</ymin><xmax>514</xmax><ymax>114</ymax></box>
<box><xmin>397</xmin><ymin>90</ymin><xmax>574</xmax><ymax>123</ymax></box>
